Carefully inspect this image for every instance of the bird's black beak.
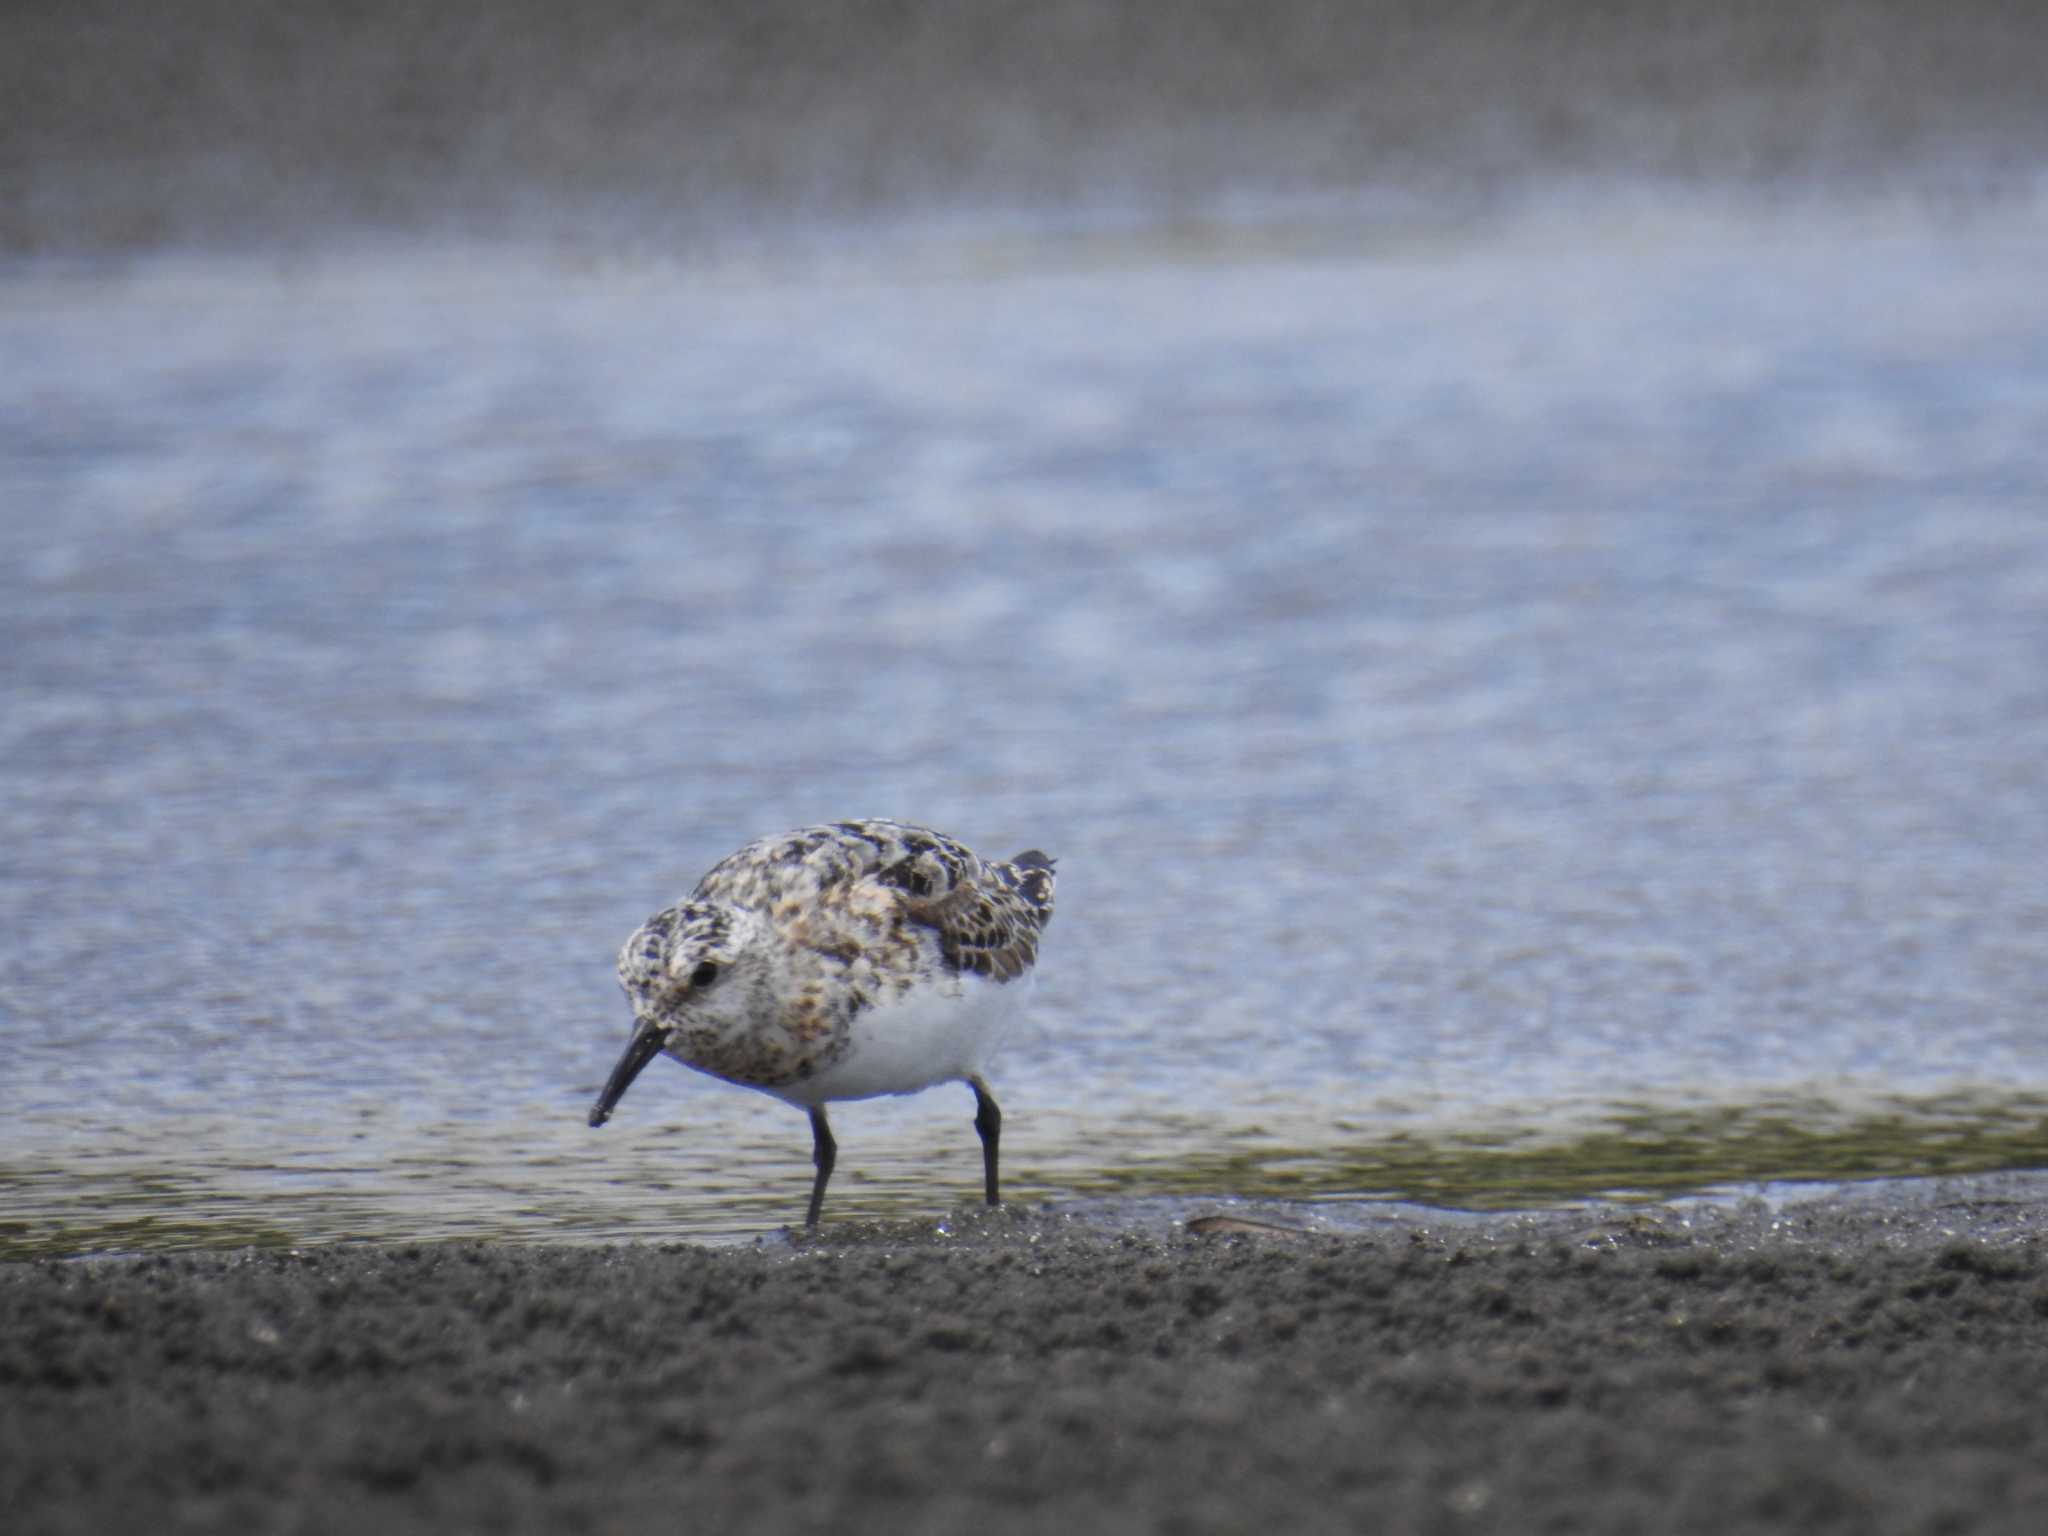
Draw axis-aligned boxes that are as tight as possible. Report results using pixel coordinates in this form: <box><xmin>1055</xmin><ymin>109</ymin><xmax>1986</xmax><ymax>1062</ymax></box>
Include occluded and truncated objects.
<box><xmin>589</xmin><ymin>1020</ymin><xmax>667</xmax><ymax>1128</ymax></box>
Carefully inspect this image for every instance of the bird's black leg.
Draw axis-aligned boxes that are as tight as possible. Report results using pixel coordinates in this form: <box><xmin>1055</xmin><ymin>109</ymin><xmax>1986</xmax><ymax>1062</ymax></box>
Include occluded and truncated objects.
<box><xmin>970</xmin><ymin>1076</ymin><xmax>1002</xmax><ymax>1207</ymax></box>
<box><xmin>806</xmin><ymin>1107</ymin><xmax>836</xmax><ymax>1228</ymax></box>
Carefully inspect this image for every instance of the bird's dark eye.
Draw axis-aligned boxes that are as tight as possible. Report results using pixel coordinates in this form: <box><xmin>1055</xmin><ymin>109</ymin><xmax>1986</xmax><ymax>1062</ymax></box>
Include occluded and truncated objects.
<box><xmin>689</xmin><ymin>961</ymin><xmax>721</xmax><ymax>988</ymax></box>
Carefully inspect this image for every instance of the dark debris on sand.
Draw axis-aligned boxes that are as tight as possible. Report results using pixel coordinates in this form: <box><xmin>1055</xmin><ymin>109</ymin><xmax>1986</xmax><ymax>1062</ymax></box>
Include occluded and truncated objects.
<box><xmin>5</xmin><ymin>1200</ymin><xmax>2048</xmax><ymax>1535</ymax></box>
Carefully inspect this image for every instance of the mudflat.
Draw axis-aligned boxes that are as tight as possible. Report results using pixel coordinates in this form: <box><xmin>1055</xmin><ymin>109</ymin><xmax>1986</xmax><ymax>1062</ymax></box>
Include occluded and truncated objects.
<box><xmin>5</xmin><ymin>1188</ymin><xmax>2047</xmax><ymax>1534</ymax></box>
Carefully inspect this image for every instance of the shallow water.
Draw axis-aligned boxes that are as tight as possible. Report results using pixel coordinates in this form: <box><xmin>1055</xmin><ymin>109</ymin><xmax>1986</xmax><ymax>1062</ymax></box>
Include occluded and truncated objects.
<box><xmin>5</xmin><ymin>201</ymin><xmax>2048</xmax><ymax>1256</ymax></box>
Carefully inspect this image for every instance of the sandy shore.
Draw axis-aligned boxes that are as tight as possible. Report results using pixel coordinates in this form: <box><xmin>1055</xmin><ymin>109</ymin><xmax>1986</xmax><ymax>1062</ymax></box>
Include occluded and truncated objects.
<box><xmin>5</xmin><ymin>1188</ymin><xmax>2048</xmax><ymax>1534</ymax></box>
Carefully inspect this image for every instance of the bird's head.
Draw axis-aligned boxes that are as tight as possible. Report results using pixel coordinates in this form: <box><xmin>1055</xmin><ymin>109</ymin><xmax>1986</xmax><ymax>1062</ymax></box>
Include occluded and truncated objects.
<box><xmin>589</xmin><ymin>901</ymin><xmax>768</xmax><ymax>1127</ymax></box>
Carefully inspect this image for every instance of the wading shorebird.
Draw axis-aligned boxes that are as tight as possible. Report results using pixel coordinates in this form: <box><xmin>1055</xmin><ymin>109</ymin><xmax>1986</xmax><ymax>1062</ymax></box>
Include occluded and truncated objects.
<box><xmin>588</xmin><ymin>819</ymin><xmax>1056</xmax><ymax>1226</ymax></box>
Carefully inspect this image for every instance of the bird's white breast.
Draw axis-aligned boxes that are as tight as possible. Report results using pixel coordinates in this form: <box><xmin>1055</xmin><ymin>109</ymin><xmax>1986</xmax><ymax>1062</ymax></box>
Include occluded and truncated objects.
<box><xmin>766</xmin><ymin>969</ymin><xmax>1031</xmax><ymax>1108</ymax></box>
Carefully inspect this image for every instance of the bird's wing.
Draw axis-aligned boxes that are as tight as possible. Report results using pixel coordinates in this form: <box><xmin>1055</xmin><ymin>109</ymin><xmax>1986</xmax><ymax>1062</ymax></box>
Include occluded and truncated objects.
<box><xmin>877</xmin><ymin>844</ymin><xmax>1055</xmax><ymax>984</ymax></box>
<box><xmin>692</xmin><ymin>820</ymin><xmax>1055</xmax><ymax>982</ymax></box>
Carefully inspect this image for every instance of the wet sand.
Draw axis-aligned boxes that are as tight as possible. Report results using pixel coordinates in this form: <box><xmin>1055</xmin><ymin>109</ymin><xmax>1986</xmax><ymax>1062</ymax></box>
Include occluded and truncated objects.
<box><xmin>6</xmin><ymin>1188</ymin><xmax>2047</xmax><ymax>1534</ymax></box>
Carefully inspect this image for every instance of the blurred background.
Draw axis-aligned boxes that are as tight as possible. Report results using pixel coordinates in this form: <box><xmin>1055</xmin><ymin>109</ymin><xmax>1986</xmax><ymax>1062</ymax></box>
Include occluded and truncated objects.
<box><xmin>5</xmin><ymin>0</ymin><xmax>2046</xmax><ymax>251</ymax></box>
<box><xmin>4</xmin><ymin>1</ymin><xmax>2046</xmax><ymax>1255</ymax></box>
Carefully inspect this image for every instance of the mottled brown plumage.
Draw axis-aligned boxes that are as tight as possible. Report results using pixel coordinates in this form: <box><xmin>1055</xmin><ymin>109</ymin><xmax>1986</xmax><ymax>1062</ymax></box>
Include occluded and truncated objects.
<box><xmin>589</xmin><ymin>819</ymin><xmax>1056</xmax><ymax>1225</ymax></box>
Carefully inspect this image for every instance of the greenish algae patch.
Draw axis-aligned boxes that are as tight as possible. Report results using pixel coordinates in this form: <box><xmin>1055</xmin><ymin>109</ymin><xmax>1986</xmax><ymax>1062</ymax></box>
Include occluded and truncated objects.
<box><xmin>1052</xmin><ymin>1092</ymin><xmax>2048</xmax><ymax>1210</ymax></box>
<box><xmin>4</xmin><ymin>1090</ymin><xmax>2046</xmax><ymax>1259</ymax></box>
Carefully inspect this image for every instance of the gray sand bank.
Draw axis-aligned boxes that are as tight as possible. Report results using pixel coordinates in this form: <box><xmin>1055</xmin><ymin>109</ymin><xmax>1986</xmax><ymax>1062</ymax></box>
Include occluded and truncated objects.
<box><xmin>9</xmin><ymin>0</ymin><xmax>2048</xmax><ymax>252</ymax></box>
<box><xmin>6</xmin><ymin>1188</ymin><xmax>2048</xmax><ymax>1534</ymax></box>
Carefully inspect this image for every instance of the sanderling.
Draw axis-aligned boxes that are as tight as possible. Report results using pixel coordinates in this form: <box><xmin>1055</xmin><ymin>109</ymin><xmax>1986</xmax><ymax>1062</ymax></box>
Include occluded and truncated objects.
<box><xmin>589</xmin><ymin>819</ymin><xmax>1056</xmax><ymax>1226</ymax></box>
